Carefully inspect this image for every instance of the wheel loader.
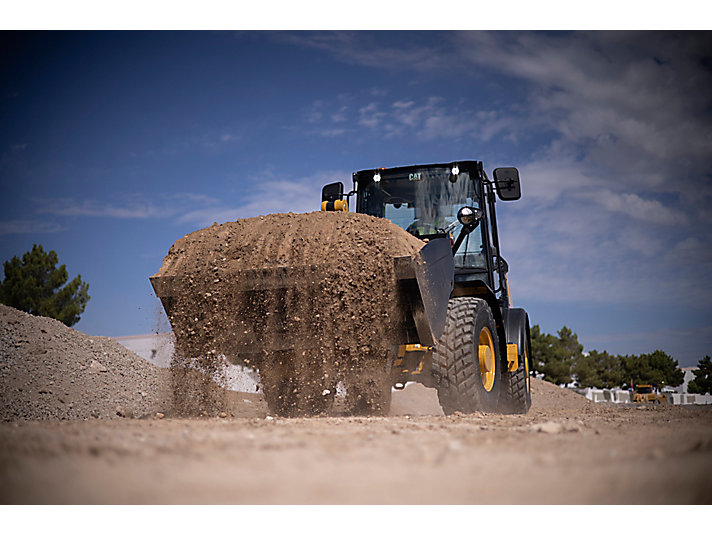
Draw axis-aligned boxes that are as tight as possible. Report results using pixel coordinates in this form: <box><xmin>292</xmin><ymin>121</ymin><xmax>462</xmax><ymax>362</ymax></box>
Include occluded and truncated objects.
<box><xmin>632</xmin><ymin>384</ymin><xmax>667</xmax><ymax>404</ymax></box>
<box><xmin>150</xmin><ymin>160</ymin><xmax>532</xmax><ymax>416</ymax></box>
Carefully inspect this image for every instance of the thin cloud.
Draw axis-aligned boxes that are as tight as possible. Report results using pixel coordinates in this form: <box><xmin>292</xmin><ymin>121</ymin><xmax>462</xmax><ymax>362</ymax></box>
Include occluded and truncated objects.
<box><xmin>177</xmin><ymin>171</ymin><xmax>350</xmax><ymax>228</ymax></box>
<box><xmin>277</xmin><ymin>32</ymin><xmax>448</xmax><ymax>73</ymax></box>
<box><xmin>583</xmin><ymin>190</ymin><xmax>689</xmax><ymax>226</ymax></box>
<box><xmin>37</xmin><ymin>198</ymin><xmax>170</xmax><ymax>219</ymax></box>
<box><xmin>0</xmin><ymin>219</ymin><xmax>64</xmax><ymax>235</ymax></box>
<box><xmin>313</xmin><ymin>94</ymin><xmax>515</xmax><ymax>143</ymax></box>
<box><xmin>457</xmin><ymin>31</ymin><xmax>712</xmax><ymax>176</ymax></box>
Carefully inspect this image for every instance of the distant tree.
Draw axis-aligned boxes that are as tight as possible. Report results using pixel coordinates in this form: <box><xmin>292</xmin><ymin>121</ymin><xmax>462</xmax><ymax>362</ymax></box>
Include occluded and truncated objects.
<box><xmin>531</xmin><ymin>322</ymin><xmax>685</xmax><ymax>391</ymax></box>
<box><xmin>574</xmin><ymin>349</ymin><xmax>625</xmax><ymax>389</ymax></box>
<box><xmin>532</xmin><ymin>324</ymin><xmax>583</xmax><ymax>385</ymax></box>
<box><xmin>0</xmin><ymin>244</ymin><xmax>90</xmax><ymax>326</ymax></box>
<box><xmin>621</xmin><ymin>350</ymin><xmax>684</xmax><ymax>390</ymax></box>
<box><xmin>687</xmin><ymin>356</ymin><xmax>712</xmax><ymax>394</ymax></box>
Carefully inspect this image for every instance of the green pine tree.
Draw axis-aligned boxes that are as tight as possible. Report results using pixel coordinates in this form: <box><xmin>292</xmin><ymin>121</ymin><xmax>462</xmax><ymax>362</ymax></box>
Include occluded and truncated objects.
<box><xmin>687</xmin><ymin>356</ymin><xmax>712</xmax><ymax>394</ymax></box>
<box><xmin>531</xmin><ymin>324</ymin><xmax>582</xmax><ymax>385</ymax></box>
<box><xmin>620</xmin><ymin>350</ymin><xmax>684</xmax><ymax>390</ymax></box>
<box><xmin>0</xmin><ymin>244</ymin><xmax>90</xmax><ymax>326</ymax></box>
<box><xmin>574</xmin><ymin>349</ymin><xmax>625</xmax><ymax>389</ymax></box>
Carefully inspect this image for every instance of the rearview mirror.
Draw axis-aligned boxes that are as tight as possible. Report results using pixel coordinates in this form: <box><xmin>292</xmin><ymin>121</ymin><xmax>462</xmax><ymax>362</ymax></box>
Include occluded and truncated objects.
<box><xmin>493</xmin><ymin>168</ymin><xmax>521</xmax><ymax>201</ymax></box>
<box><xmin>321</xmin><ymin>182</ymin><xmax>344</xmax><ymax>202</ymax></box>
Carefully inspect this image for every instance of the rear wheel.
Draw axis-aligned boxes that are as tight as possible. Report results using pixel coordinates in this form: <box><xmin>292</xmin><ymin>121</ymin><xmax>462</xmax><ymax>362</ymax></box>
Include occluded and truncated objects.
<box><xmin>499</xmin><ymin>336</ymin><xmax>532</xmax><ymax>414</ymax></box>
<box><xmin>433</xmin><ymin>297</ymin><xmax>502</xmax><ymax>414</ymax></box>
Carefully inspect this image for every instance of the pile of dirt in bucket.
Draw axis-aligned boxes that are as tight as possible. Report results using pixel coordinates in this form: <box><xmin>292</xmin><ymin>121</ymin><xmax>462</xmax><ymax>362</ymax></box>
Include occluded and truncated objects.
<box><xmin>152</xmin><ymin>211</ymin><xmax>424</xmax><ymax>417</ymax></box>
<box><xmin>0</xmin><ymin>303</ymin><xmax>172</xmax><ymax>421</ymax></box>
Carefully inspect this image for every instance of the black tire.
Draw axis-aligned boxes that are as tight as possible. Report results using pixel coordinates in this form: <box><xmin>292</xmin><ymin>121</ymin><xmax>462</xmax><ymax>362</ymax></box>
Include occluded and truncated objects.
<box><xmin>499</xmin><ymin>333</ymin><xmax>532</xmax><ymax>414</ymax></box>
<box><xmin>432</xmin><ymin>297</ymin><xmax>502</xmax><ymax>414</ymax></box>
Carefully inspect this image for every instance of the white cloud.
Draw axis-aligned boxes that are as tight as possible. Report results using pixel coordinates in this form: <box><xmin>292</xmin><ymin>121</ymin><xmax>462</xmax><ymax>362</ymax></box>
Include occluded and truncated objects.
<box><xmin>314</xmin><ymin>94</ymin><xmax>515</xmax><ymax>143</ymax></box>
<box><xmin>177</xmin><ymin>171</ymin><xmax>351</xmax><ymax>228</ymax></box>
<box><xmin>37</xmin><ymin>198</ymin><xmax>169</xmax><ymax>219</ymax></box>
<box><xmin>457</xmin><ymin>32</ymin><xmax>712</xmax><ymax>179</ymax></box>
<box><xmin>358</xmin><ymin>102</ymin><xmax>387</xmax><ymax>128</ymax></box>
<box><xmin>0</xmin><ymin>219</ymin><xmax>64</xmax><ymax>235</ymax></box>
<box><xmin>276</xmin><ymin>32</ymin><xmax>447</xmax><ymax>73</ymax></box>
<box><xmin>583</xmin><ymin>190</ymin><xmax>688</xmax><ymax>226</ymax></box>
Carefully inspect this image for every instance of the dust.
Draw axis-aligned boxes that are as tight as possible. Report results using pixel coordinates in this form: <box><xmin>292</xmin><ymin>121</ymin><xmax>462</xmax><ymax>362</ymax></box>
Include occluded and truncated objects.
<box><xmin>152</xmin><ymin>211</ymin><xmax>424</xmax><ymax>416</ymax></box>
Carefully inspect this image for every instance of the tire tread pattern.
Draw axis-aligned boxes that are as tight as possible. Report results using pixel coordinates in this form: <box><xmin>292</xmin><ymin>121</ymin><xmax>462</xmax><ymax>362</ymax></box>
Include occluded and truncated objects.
<box><xmin>432</xmin><ymin>297</ymin><xmax>500</xmax><ymax>414</ymax></box>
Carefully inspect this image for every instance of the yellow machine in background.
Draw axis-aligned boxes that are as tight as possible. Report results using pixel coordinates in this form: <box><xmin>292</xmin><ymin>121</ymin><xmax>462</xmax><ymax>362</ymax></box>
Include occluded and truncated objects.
<box><xmin>632</xmin><ymin>385</ymin><xmax>667</xmax><ymax>404</ymax></box>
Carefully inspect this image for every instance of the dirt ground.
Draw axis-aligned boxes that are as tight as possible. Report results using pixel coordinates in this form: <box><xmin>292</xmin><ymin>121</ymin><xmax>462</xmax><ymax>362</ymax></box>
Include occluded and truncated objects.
<box><xmin>2</xmin><ymin>380</ymin><xmax>711</xmax><ymax>505</ymax></box>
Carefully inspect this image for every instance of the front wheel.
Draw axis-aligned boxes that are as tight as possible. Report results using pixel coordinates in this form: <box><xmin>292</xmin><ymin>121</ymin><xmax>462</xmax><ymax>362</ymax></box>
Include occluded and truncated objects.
<box><xmin>432</xmin><ymin>297</ymin><xmax>502</xmax><ymax>414</ymax></box>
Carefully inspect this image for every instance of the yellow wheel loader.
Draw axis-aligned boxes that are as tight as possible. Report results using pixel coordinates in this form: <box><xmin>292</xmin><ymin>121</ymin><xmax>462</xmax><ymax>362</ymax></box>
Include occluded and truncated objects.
<box><xmin>335</xmin><ymin>161</ymin><xmax>532</xmax><ymax>414</ymax></box>
<box><xmin>632</xmin><ymin>385</ymin><xmax>667</xmax><ymax>404</ymax></box>
<box><xmin>151</xmin><ymin>160</ymin><xmax>532</xmax><ymax>416</ymax></box>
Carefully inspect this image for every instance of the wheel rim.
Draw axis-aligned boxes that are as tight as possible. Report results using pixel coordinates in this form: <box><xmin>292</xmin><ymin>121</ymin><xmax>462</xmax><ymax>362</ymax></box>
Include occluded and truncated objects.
<box><xmin>478</xmin><ymin>327</ymin><xmax>496</xmax><ymax>392</ymax></box>
<box><xmin>524</xmin><ymin>344</ymin><xmax>530</xmax><ymax>393</ymax></box>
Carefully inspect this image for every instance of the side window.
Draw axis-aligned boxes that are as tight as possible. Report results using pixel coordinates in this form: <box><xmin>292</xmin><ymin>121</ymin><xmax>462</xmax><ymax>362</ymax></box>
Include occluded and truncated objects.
<box><xmin>453</xmin><ymin>199</ymin><xmax>485</xmax><ymax>268</ymax></box>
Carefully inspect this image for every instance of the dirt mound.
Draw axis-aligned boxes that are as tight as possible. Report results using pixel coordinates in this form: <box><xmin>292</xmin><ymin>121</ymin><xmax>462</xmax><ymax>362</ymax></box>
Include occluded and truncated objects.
<box><xmin>530</xmin><ymin>377</ymin><xmax>591</xmax><ymax>414</ymax></box>
<box><xmin>0</xmin><ymin>304</ymin><xmax>173</xmax><ymax>421</ymax></box>
<box><xmin>153</xmin><ymin>211</ymin><xmax>424</xmax><ymax>416</ymax></box>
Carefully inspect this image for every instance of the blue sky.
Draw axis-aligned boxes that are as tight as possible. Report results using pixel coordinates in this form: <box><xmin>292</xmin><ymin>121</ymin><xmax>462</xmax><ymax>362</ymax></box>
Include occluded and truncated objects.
<box><xmin>1</xmin><ymin>30</ymin><xmax>711</xmax><ymax>367</ymax></box>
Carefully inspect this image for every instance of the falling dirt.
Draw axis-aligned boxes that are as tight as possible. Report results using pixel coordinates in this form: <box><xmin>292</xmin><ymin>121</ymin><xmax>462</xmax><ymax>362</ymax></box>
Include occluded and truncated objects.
<box><xmin>151</xmin><ymin>211</ymin><xmax>424</xmax><ymax>416</ymax></box>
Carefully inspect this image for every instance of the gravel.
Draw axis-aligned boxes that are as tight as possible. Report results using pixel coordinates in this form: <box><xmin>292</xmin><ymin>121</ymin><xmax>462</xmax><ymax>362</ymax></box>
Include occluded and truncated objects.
<box><xmin>0</xmin><ymin>303</ymin><xmax>172</xmax><ymax>421</ymax></box>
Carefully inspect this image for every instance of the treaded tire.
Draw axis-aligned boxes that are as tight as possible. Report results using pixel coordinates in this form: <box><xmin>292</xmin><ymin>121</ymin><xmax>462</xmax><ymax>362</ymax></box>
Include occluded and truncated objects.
<box><xmin>499</xmin><ymin>338</ymin><xmax>532</xmax><ymax>414</ymax></box>
<box><xmin>432</xmin><ymin>297</ymin><xmax>502</xmax><ymax>414</ymax></box>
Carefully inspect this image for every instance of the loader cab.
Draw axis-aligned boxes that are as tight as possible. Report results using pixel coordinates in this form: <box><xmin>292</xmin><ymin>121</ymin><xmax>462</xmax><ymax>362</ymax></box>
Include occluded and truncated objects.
<box><xmin>350</xmin><ymin>161</ymin><xmax>520</xmax><ymax>310</ymax></box>
<box><xmin>355</xmin><ymin>164</ymin><xmax>485</xmax><ymax>270</ymax></box>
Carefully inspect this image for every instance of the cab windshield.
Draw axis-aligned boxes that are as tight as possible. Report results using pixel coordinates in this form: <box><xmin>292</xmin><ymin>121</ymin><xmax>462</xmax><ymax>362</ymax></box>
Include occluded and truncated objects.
<box><xmin>357</xmin><ymin>167</ymin><xmax>485</xmax><ymax>269</ymax></box>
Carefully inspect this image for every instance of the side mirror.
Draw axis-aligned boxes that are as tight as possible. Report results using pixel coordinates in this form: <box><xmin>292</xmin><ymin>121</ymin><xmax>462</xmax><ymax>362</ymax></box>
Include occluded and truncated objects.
<box><xmin>321</xmin><ymin>182</ymin><xmax>344</xmax><ymax>202</ymax></box>
<box><xmin>493</xmin><ymin>168</ymin><xmax>521</xmax><ymax>201</ymax></box>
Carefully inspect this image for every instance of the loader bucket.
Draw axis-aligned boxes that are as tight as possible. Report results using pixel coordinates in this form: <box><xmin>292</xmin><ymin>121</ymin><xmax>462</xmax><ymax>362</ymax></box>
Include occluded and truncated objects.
<box><xmin>148</xmin><ymin>211</ymin><xmax>453</xmax><ymax>416</ymax></box>
<box><xmin>149</xmin><ymin>236</ymin><xmax>454</xmax><ymax>353</ymax></box>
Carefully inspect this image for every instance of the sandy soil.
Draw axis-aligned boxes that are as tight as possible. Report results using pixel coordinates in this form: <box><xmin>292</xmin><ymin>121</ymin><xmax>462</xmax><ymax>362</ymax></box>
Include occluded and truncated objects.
<box><xmin>2</xmin><ymin>380</ymin><xmax>711</xmax><ymax>504</ymax></box>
